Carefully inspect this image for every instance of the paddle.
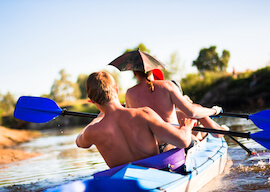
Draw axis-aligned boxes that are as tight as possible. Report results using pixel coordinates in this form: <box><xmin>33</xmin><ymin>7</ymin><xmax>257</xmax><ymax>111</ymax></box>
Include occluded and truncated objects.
<box><xmin>214</xmin><ymin>110</ymin><xmax>270</xmax><ymax>155</ymax></box>
<box><xmin>192</xmin><ymin>127</ymin><xmax>270</xmax><ymax>150</ymax></box>
<box><xmin>14</xmin><ymin>96</ymin><xmax>98</xmax><ymax>123</ymax></box>
<box><xmin>14</xmin><ymin>96</ymin><xmax>270</xmax><ymax>150</ymax></box>
<box><xmin>214</xmin><ymin>110</ymin><xmax>270</xmax><ymax>130</ymax></box>
<box><xmin>228</xmin><ymin>136</ymin><xmax>253</xmax><ymax>155</ymax></box>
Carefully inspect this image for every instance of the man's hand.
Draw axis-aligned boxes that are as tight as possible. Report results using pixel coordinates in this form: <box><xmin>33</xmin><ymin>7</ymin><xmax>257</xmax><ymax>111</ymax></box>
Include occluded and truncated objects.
<box><xmin>179</xmin><ymin>118</ymin><xmax>198</xmax><ymax>130</ymax></box>
<box><xmin>212</xmin><ymin>106</ymin><xmax>223</xmax><ymax>115</ymax></box>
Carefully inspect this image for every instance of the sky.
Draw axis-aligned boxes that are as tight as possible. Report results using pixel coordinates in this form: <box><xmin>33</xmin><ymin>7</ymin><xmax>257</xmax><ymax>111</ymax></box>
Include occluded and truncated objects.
<box><xmin>1</xmin><ymin>0</ymin><xmax>270</xmax><ymax>98</ymax></box>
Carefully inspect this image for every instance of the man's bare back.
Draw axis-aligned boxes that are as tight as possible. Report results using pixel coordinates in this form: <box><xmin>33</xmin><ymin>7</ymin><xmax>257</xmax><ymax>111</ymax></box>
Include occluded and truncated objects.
<box><xmin>77</xmin><ymin>101</ymin><xmax>194</xmax><ymax>168</ymax></box>
<box><xmin>80</xmin><ymin>107</ymin><xmax>159</xmax><ymax>168</ymax></box>
<box><xmin>126</xmin><ymin>80</ymin><xmax>179</xmax><ymax>124</ymax></box>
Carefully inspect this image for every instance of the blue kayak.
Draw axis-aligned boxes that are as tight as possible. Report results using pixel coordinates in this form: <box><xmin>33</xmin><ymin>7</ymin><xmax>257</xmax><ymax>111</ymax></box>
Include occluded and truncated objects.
<box><xmin>44</xmin><ymin>134</ymin><xmax>228</xmax><ymax>192</ymax></box>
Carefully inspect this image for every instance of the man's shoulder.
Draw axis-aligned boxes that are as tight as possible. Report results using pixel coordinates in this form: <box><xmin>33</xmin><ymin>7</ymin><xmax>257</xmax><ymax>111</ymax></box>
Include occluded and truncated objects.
<box><xmin>153</xmin><ymin>80</ymin><xmax>175</xmax><ymax>91</ymax></box>
<box><xmin>85</xmin><ymin>120</ymin><xmax>102</xmax><ymax>130</ymax></box>
<box><xmin>136</xmin><ymin>106</ymin><xmax>156</xmax><ymax>118</ymax></box>
<box><xmin>126</xmin><ymin>85</ymin><xmax>140</xmax><ymax>96</ymax></box>
<box><xmin>126</xmin><ymin>106</ymin><xmax>153</xmax><ymax>115</ymax></box>
<box><xmin>125</xmin><ymin>107</ymin><xmax>157</xmax><ymax>125</ymax></box>
<box><xmin>154</xmin><ymin>80</ymin><xmax>174</xmax><ymax>86</ymax></box>
<box><xmin>126</xmin><ymin>105</ymin><xmax>151</xmax><ymax>112</ymax></box>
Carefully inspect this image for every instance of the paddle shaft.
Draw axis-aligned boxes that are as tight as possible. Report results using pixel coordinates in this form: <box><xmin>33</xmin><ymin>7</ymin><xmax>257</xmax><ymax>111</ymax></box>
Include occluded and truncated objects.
<box><xmin>211</xmin><ymin>112</ymin><xmax>253</xmax><ymax>154</ymax></box>
<box><xmin>228</xmin><ymin>135</ymin><xmax>253</xmax><ymax>155</ymax></box>
<box><xmin>215</xmin><ymin>112</ymin><xmax>249</xmax><ymax>119</ymax></box>
<box><xmin>193</xmin><ymin>127</ymin><xmax>251</xmax><ymax>138</ymax></box>
<box><xmin>62</xmin><ymin>109</ymin><xmax>98</xmax><ymax>118</ymax></box>
<box><xmin>62</xmin><ymin>109</ymin><xmax>252</xmax><ymax>139</ymax></box>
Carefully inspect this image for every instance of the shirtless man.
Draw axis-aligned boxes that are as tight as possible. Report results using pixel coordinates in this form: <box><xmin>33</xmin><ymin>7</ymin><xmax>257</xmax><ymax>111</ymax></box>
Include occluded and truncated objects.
<box><xmin>153</xmin><ymin>70</ymin><xmax>228</xmax><ymax>139</ymax></box>
<box><xmin>125</xmin><ymin>71</ymin><xmax>222</xmax><ymax>124</ymax></box>
<box><xmin>76</xmin><ymin>71</ymin><xmax>196</xmax><ymax>168</ymax></box>
<box><xmin>125</xmin><ymin>71</ymin><xmax>224</xmax><ymax>152</ymax></box>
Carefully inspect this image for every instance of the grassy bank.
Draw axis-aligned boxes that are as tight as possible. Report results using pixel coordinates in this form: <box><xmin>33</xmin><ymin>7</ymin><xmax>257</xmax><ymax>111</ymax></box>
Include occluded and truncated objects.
<box><xmin>181</xmin><ymin>66</ymin><xmax>270</xmax><ymax>111</ymax></box>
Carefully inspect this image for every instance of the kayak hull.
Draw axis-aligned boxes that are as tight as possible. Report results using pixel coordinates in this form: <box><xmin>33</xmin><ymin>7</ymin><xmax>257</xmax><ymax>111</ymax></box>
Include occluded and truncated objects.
<box><xmin>45</xmin><ymin>134</ymin><xmax>228</xmax><ymax>192</ymax></box>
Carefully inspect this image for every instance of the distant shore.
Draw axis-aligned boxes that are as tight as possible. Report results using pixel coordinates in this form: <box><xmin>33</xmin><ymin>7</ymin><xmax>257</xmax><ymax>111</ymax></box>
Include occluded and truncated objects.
<box><xmin>0</xmin><ymin>126</ymin><xmax>41</xmax><ymax>167</ymax></box>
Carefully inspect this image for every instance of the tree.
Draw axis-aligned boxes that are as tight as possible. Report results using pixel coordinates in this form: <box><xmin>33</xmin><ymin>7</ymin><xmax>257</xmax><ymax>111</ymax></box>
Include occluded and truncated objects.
<box><xmin>192</xmin><ymin>46</ymin><xmax>230</xmax><ymax>74</ymax></box>
<box><xmin>50</xmin><ymin>69</ymin><xmax>80</xmax><ymax>103</ymax></box>
<box><xmin>124</xmin><ymin>43</ymin><xmax>151</xmax><ymax>53</ymax></box>
<box><xmin>77</xmin><ymin>69</ymin><xmax>122</xmax><ymax>99</ymax></box>
<box><xmin>220</xmin><ymin>50</ymin><xmax>230</xmax><ymax>71</ymax></box>
<box><xmin>77</xmin><ymin>74</ymin><xmax>88</xmax><ymax>99</ymax></box>
<box><xmin>0</xmin><ymin>92</ymin><xmax>15</xmax><ymax>115</ymax></box>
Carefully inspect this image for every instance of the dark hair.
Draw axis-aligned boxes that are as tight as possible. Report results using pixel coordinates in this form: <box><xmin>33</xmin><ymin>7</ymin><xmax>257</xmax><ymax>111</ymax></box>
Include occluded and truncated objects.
<box><xmin>135</xmin><ymin>71</ymin><xmax>154</xmax><ymax>92</ymax></box>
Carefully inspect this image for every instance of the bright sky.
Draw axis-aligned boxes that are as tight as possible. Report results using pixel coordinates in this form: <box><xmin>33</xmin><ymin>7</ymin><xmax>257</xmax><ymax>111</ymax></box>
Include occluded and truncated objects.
<box><xmin>1</xmin><ymin>0</ymin><xmax>270</xmax><ymax>98</ymax></box>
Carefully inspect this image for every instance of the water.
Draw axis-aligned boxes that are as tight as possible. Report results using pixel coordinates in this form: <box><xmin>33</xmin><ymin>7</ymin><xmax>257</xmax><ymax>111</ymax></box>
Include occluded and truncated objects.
<box><xmin>0</xmin><ymin>118</ymin><xmax>270</xmax><ymax>192</ymax></box>
<box><xmin>200</xmin><ymin>117</ymin><xmax>270</xmax><ymax>192</ymax></box>
<box><xmin>0</xmin><ymin>127</ymin><xmax>108</xmax><ymax>192</ymax></box>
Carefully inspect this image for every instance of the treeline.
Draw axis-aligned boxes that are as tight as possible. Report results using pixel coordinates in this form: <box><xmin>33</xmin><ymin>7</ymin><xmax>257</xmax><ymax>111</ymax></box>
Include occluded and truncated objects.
<box><xmin>0</xmin><ymin>68</ymin><xmax>125</xmax><ymax>128</ymax></box>
<box><xmin>40</xmin><ymin>69</ymin><xmax>88</xmax><ymax>103</ymax></box>
<box><xmin>2</xmin><ymin>43</ymin><xmax>269</xmax><ymax>128</ymax></box>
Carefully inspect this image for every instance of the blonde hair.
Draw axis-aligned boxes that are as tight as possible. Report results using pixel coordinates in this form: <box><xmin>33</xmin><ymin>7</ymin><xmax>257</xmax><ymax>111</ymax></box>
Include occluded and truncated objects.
<box><xmin>86</xmin><ymin>71</ymin><xmax>117</xmax><ymax>105</ymax></box>
<box><xmin>134</xmin><ymin>71</ymin><xmax>154</xmax><ymax>92</ymax></box>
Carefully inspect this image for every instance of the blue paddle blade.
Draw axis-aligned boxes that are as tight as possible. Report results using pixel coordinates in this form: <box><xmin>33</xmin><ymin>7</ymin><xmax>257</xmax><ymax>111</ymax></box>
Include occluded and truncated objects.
<box><xmin>14</xmin><ymin>96</ymin><xmax>63</xmax><ymax>123</ymax></box>
<box><xmin>249</xmin><ymin>110</ymin><xmax>270</xmax><ymax>130</ymax></box>
<box><xmin>250</xmin><ymin>129</ymin><xmax>270</xmax><ymax>150</ymax></box>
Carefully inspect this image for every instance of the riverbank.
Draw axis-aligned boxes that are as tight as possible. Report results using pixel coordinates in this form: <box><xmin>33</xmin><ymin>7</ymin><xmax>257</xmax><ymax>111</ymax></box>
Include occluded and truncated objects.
<box><xmin>0</xmin><ymin>126</ymin><xmax>41</xmax><ymax>166</ymax></box>
<box><xmin>181</xmin><ymin>66</ymin><xmax>270</xmax><ymax>112</ymax></box>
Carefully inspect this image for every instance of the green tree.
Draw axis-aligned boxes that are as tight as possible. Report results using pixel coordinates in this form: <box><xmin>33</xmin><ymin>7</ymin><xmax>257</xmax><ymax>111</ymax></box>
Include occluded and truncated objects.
<box><xmin>124</xmin><ymin>43</ymin><xmax>151</xmax><ymax>53</ymax></box>
<box><xmin>50</xmin><ymin>69</ymin><xmax>81</xmax><ymax>103</ymax></box>
<box><xmin>77</xmin><ymin>69</ymin><xmax>121</xmax><ymax>99</ymax></box>
<box><xmin>192</xmin><ymin>46</ymin><xmax>230</xmax><ymax>74</ymax></box>
<box><xmin>0</xmin><ymin>92</ymin><xmax>16</xmax><ymax>125</ymax></box>
<box><xmin>77</xmin><ymin>74</ymin><xmax>88</xmax><ymax>99</ymax></box>
<box><xmin>0</xmin><ymin>92</ymin><xmax>15</xmax><ymax>115</ymax></box>
<box><xmin>220</xmin><ymin>50</ymin><xmax>230</xmax><ymax>71</ymax></box>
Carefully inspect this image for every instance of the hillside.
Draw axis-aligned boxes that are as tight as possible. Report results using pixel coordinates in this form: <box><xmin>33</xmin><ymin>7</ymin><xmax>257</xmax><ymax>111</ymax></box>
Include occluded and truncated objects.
<box><xmin>196</xmin><ymin>67</ymin><xmax>270</xmax><ymax>112</ymax></box>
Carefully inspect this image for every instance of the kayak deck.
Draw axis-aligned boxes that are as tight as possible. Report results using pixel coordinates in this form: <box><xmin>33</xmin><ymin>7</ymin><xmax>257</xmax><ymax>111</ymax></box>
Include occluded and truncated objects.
<box><xmin>45</xmin><ymin>134</ymin><xmax>228</xmax><ymax>192</ymax></box>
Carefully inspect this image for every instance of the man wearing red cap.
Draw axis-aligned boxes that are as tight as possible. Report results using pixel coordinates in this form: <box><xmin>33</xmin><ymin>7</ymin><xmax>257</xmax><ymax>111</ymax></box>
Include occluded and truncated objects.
<box><xmin>126</xmin><ymin>69</ymin><xmax>225</xmax><ymax>152</ymax></box>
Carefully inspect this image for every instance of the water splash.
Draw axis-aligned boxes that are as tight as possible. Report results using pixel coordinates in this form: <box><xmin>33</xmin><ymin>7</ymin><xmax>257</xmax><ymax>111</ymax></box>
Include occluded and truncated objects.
<box><xmin>234</xmin><ymin>159</ymin><xmax>270</xmax><ymax>172</ymax></box>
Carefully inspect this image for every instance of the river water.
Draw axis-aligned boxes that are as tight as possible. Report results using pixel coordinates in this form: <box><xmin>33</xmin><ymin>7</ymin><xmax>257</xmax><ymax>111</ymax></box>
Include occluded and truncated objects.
<box><xmin>0</xmin><ymin>117</ymin><xmax>269</xmax><ymax>192</ymax></box>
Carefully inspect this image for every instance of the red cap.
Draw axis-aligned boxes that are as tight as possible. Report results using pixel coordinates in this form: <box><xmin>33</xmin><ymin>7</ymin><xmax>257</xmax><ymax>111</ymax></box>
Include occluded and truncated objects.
<box><xmin>152</xmin><ymin>69</ymin><xmax>164</xmax><ymax>80</ymax></box>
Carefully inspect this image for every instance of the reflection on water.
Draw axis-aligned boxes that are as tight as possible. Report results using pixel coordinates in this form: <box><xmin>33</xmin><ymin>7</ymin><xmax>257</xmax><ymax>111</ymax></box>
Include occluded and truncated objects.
<box><xmin>0</xmin><ymin>117</ymin><xmax>270</xmax><ymax>192</ymax></box>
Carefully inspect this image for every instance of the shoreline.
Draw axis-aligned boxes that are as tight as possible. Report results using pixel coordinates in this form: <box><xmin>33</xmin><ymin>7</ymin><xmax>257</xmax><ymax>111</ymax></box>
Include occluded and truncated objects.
<box><xmin>0</xmin><ymin>126</ymin><xmax>41</xmax><ymax>167</ymax></box>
